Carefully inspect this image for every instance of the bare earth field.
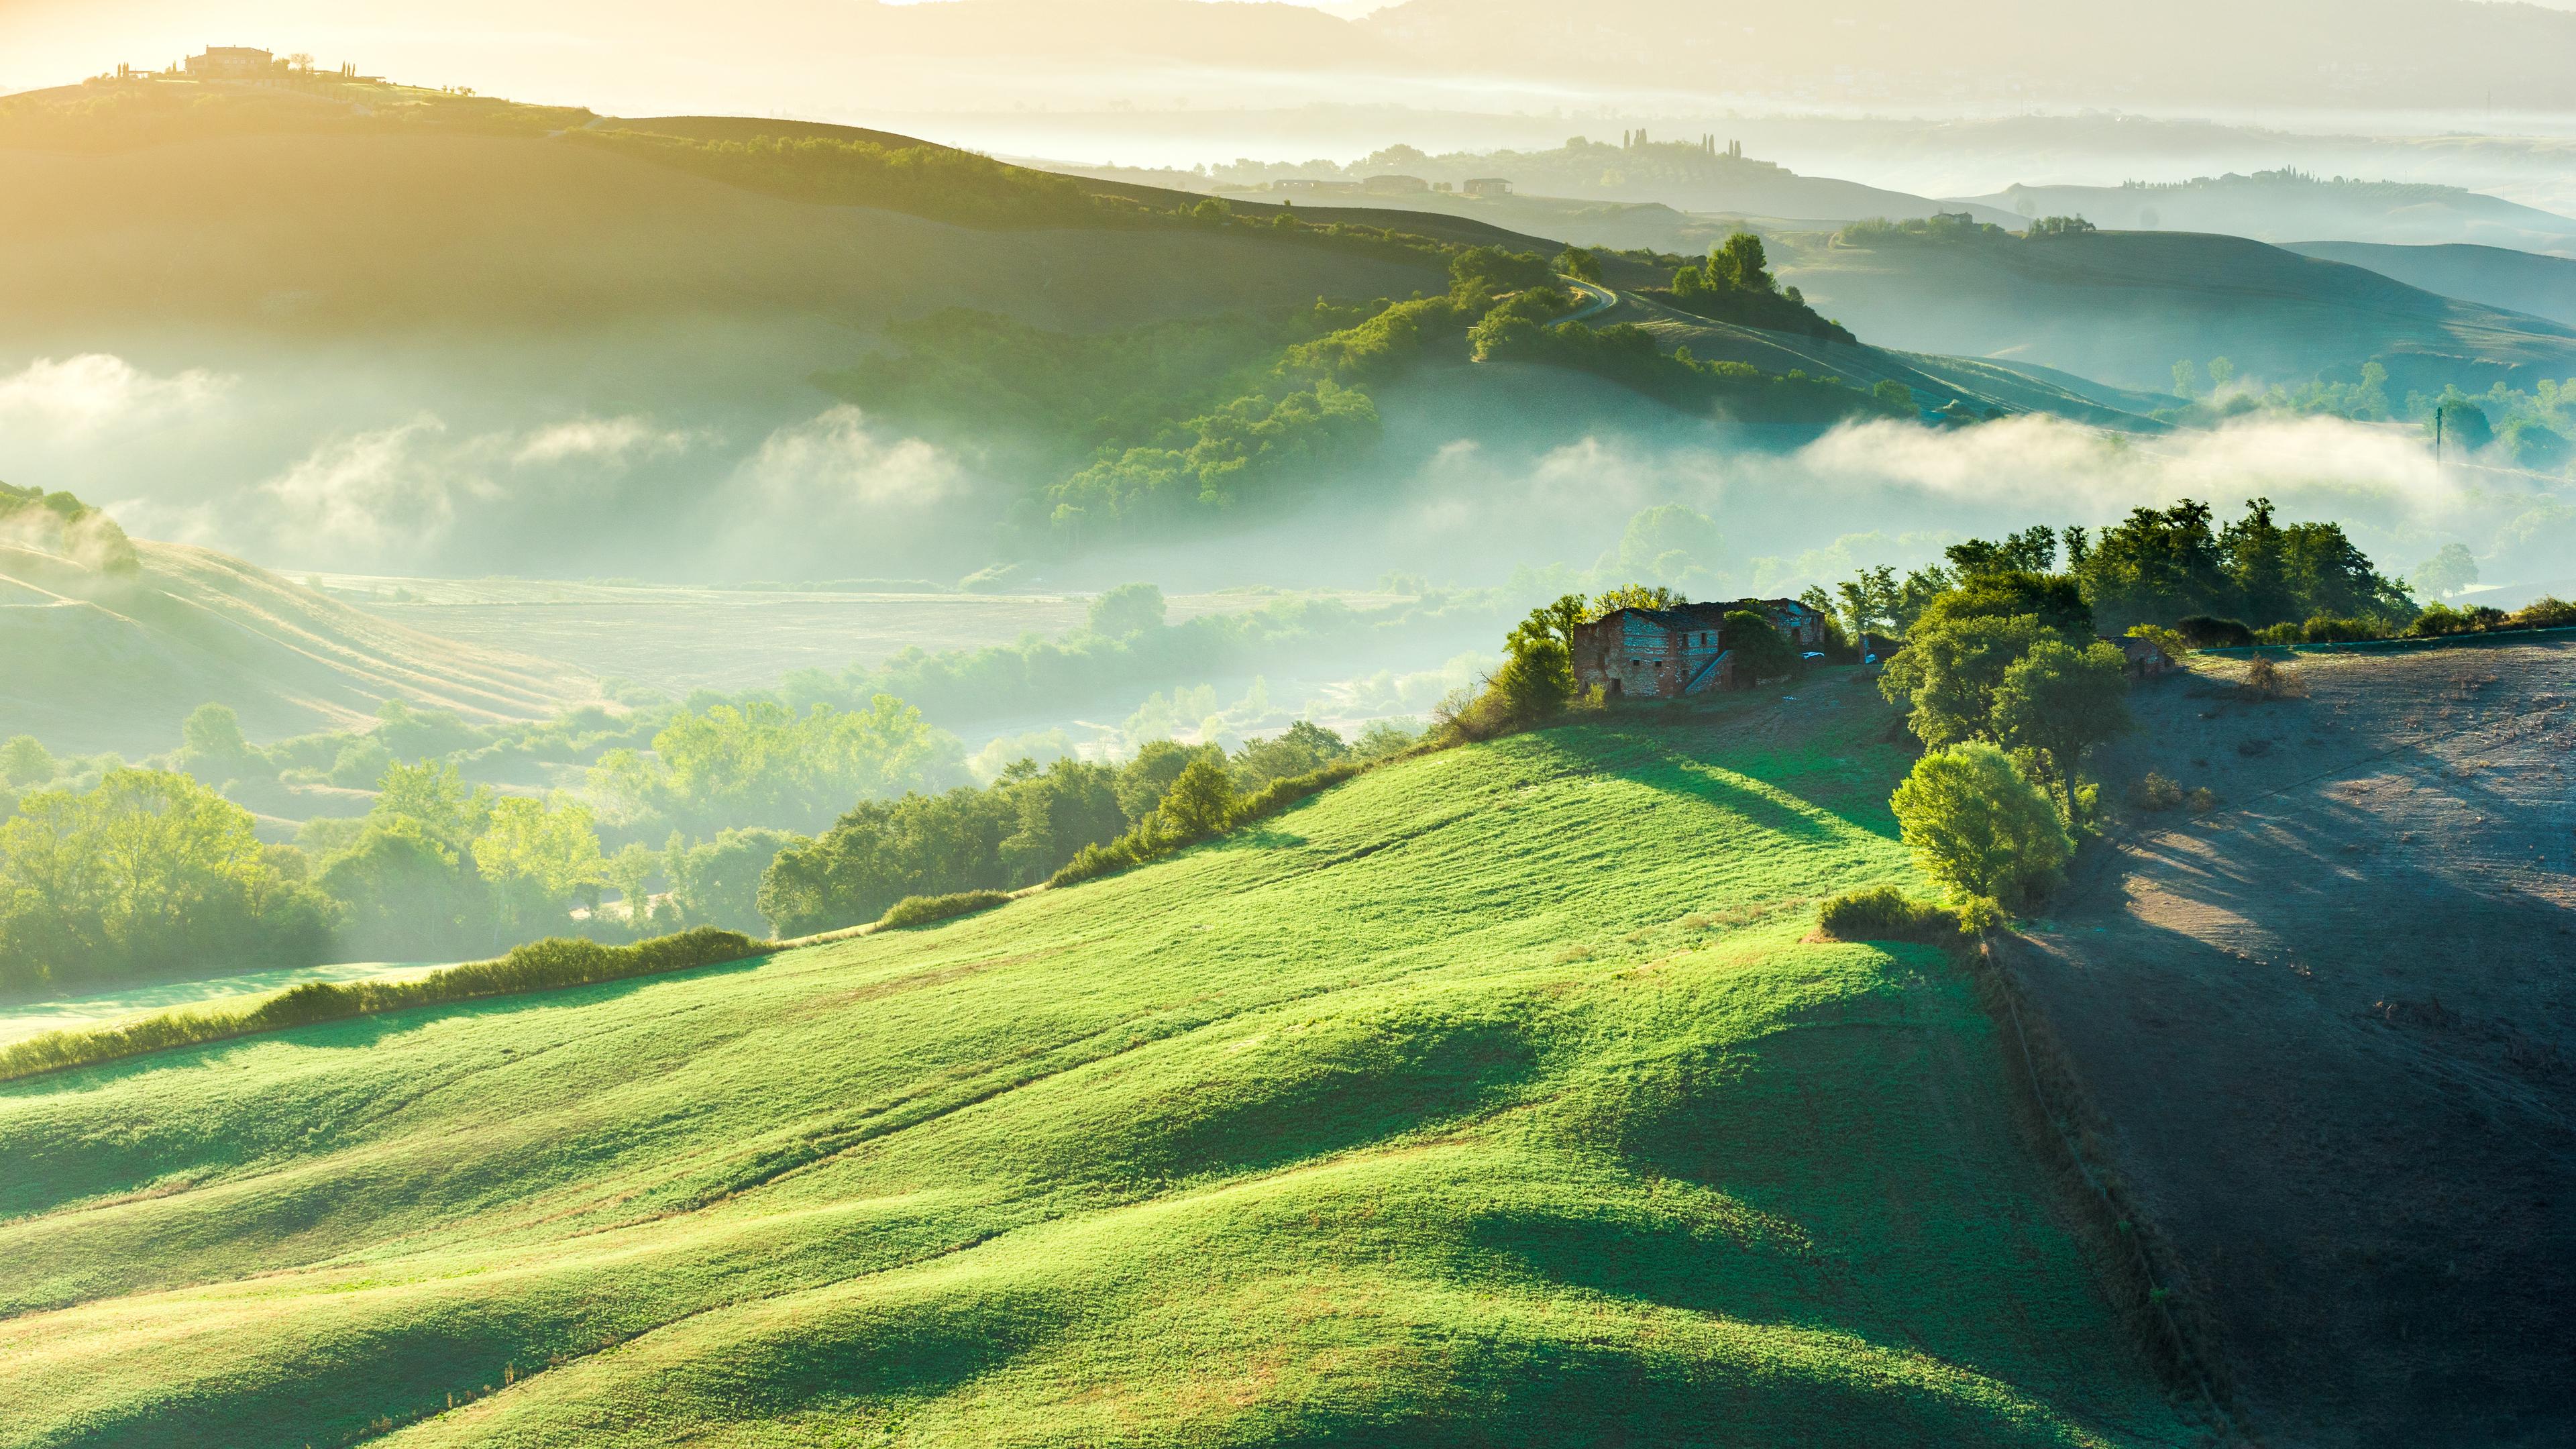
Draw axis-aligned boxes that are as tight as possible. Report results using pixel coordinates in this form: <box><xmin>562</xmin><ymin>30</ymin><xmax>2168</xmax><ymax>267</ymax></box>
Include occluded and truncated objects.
<box><xmin>2008</xmin><ymin>641</ymin><xmax>2576</xmax><ymax>1448</ymax></box>
<box><xmin>327</xmin><ymin>579</ymin><xmax>1413</xmax><ymax>694</ymax></box>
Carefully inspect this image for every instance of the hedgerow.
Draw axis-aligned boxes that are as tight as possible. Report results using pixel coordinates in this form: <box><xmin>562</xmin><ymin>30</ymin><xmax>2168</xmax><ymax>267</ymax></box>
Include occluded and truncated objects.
<box><xmin>0</xmin><ymin>927</ymin><xmax>768</xmax><ymax>1082</ymax></box>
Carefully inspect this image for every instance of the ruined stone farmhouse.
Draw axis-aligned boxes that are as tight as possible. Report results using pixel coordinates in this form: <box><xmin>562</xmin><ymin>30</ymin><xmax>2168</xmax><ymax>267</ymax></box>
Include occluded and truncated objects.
<box><xmin>1568</xmin><ymin>598</ymin><xmax>1829</xmax><ymax>700</ymax></box>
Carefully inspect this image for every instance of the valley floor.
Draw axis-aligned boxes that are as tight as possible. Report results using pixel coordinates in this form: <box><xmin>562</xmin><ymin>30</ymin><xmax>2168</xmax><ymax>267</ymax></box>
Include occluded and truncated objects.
<box><xmin>0</xmin><ymin>676</ymin><xmax>2188</xmax><ymax>1448</ymax></box>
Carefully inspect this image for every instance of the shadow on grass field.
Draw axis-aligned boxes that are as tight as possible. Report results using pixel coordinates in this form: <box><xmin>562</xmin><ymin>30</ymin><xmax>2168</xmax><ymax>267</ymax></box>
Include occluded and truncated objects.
<box><xmin>0</xmin><ymin>675</ymin><xmax>2192</xmax><ymax>1448</ymax></box>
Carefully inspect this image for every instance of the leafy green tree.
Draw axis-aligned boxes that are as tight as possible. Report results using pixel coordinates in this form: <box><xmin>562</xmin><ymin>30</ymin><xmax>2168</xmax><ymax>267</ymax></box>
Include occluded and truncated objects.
<box><xmin>604</xmin><ymin>842</ymin><xmax>662</xmax><ymax>931</ymax></box>
<box><xmin>178</xmin><ymin>702</ymin><xmax>256</xmax><ymax>784</ymax></box>
<box><xmin>1157</xmin><ymin>757</ymin><xmax>1240</xmax><ymax>839</ymax></box>
<box><xmin>0</xmin><ymin>735</ymin><xmax>52</xmax><ymax>788</ymax></box>
<box><xmin>1722</xmin><ymin>610</ymin><xmax>1800</xmax><ymax>683</ymax></box>
<box><xmin>372</xmin><ymin>758</ymin><xmax>493</xmax><ymax>848</ymax></box>
<box><xmin>2074</xmin><ymin>500</ymin><xmax>2232</xmax><ymax>629</ymax></box>
<box><xmin>757</xmin><ymin>788</ymin><xmax>1012</xmax><ymax>937</ymax></box>
<box><xmin>1943</xmin><ymin>527</ymin><xmax>2057</xmax><ymax>577</ymax></box>
<box><xmin>1554</xmin><ymin>246</ymin><xmax>1603</xmax><ymax>282</ymax></box>
<box><xmin>666</xmin><ymin>827</ymin><xmax>796</xmax><ymax>934</ymax></box>
<box><xmin>1872</xmin><ymin>378</ymin><xmax>1916</xmax><ymax>414</ymax></box>
<box><xmin>589</xmin><ymin>696</ymin><xmax>965</xmax><ymax>835</ymax></box>
<box><xmin>1914</xmin><ymin>572</ymin><xmax>2092</xmax><ymax>639</ymax></box>
<box><xmin>1889</xmin><ymin>744</ymin><xmax>2074</xmax><ymax>912</ymax></box>
<box><xmin>1880</xmin><ymin>612</ymin><xmax>2058</xmax><ymax>748</ymax></box>
<box><xmin>1712</xmin><ymin>231</ymin><xmax>1774</xmax><ymax>292</ymax></box>
<box><xmin>1492</xmin><ymin>613</ymin><xmax>1577</xmax><ymax>722</ymax></box>
<box><xmin>315</xmin><ymin>817</ymin><xmax>486</xmax><ymax>960</ymax></box>
<box><xmin>2434</xmin><ymin>398</ymin><xmax>2495</xmax><ymax>453</ymax></box>
<box><xmin>1587</xmin><ymin>582</ymin><xmax>1686</xmax><ymax>616</ymax></box>
<box><xmin>471</xmin><ymin>795</ymin><xmax>606</xmax><ymax>944</ymax></box>
<box><xmin>2206</xmin><ymin>356</ymin><xmax>2237</xmax><ymax>390</ymax></box>
<box><xmin>1990</xmin><ymin>639</ymin><xmax>2133</xmax><ymax>816</ymax></box>
<box><xmin>1087</xmin><ymin>583</ymin><xmax>1167</xmax><ymax>639</ymax></box>
<box><xmin>1230</xmin><ymin>721</ymin><xmax>1347</xmax><ymax>792</ymax></box>
<box><xmin>2411</xmin><ymin>543</ymin><xmax>2480</xmax><ymax>600</ymax></box>
<box><xmin>1116</xmin><ymin>739</ymin><xmax>1222</xmax><ymax>824</ymax></box>
<box><xmin>997</xmin><ymin>760</ymin><xmax>1126</xmax><ymax>884</ymax></box>
<box><xmin>0</xmin><ymin>769</ymin><xmax>333</xmax><ymax>988</ymax></box>
<box><xmin>2171</xmin><ymin>359</ymin><xmax>2206</xmax><ymax>398</ymax></box>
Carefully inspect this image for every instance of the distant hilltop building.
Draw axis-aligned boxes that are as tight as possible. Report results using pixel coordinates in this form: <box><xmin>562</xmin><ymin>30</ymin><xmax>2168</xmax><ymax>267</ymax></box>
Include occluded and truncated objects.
<box><xmin>1462</xmin><ymin>177</ymin><xmax>1513</xmax><ymax>197</ymax></box>
<box><xmin>185</xmin><ymin>46</ymin><xmax>274</xmax><ymax>78</ymax></box>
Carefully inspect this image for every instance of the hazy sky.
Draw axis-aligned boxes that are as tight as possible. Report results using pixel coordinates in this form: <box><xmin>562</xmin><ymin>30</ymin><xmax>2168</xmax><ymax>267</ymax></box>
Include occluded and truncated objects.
<box><xmin>11</xmin><ymin>0</ymin><xmax>2576</xmax><ymax>135</ymax></box>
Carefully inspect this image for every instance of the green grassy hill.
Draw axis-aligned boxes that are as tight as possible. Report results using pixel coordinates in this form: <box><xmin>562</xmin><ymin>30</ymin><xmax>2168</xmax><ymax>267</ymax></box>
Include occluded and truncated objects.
<box><xmin>0</xmin><ymin>680</ymin><xmax>2188</xmax><ymax>1447</ymax></box>
<box><xmin>0</xmin><ymin>535</ymin><xmax>592</xmax><ymax>756</ymax></box>
<box><xmin>1776</xmin><ymin>228</ymin><xmax>2576</xmax><ymax>396</ymax></box>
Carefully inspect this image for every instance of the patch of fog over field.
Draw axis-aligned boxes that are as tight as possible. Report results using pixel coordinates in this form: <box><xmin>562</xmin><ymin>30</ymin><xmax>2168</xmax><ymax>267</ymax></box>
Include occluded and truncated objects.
<box><xmin>21</xmin><ymin>347</ymin><xmax>2573</xmax><ymax>643</ymax></box>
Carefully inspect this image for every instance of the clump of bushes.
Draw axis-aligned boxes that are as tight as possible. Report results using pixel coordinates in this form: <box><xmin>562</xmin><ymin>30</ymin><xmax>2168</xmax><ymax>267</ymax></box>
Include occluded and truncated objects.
<box><xmin>2175</xmin><ymin>615</ymin><xmax>2255</xmax><ymax>649</ymax></box>
<box><xmin>2241</xmin><ymin>656</ymin><xmax>2307</xmax><ymax>699</ymax></box>
<box><xmin>2129</xmin><ymin>773</ymin><xmax>2219</xmax><ymax>814</ymax></box>
<box><xmin>877</xmin><ymin>890</ymin><xmax>1012</xmax><ymax>930</ymax></box>
<box><xmin>1815</xmin><ymin>886</ymin><xmax>1968</xmax><ymax>946</ymax></box>
<box><xmin>1051</xmin><ymin>756</ymin><xmax>1374</xmax><ymax>888</ymax></box>
<box><xmin>0</xmin><ymin>927</ymin><xmax>769</xmax><ymax>1081</ymax></box>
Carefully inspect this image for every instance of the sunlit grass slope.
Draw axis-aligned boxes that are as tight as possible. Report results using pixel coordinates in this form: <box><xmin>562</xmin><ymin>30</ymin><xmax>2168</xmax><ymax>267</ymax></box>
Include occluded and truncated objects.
<box><xmin>0</xmin><ymin>676</ymin><xmax>2186</xmax><ymax>1448</ymax></box>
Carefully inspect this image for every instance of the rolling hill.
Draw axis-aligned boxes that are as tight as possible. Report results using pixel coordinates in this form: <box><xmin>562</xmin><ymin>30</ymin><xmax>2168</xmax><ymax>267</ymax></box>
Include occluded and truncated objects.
<box><xmin>0</xmin><ymin>683</ymin><xmax>2196</xmax><ymax>1447</ymax></box>
<box><xmin>1953</xmin><ymin>175</ymin><xmax>2576</xmax><ymax>254</ymax></box>
<box><xmin>0</xmin><ymin>534</ymin><xmax>591</xmax><ymax>756</ymax></box>
<box><xmin>1775</xmin><ymin>228</ymin><xmax>2576</xmax><ymax>396</ymax></box>
<box><xmin>2284</xmin><ymin>240</ymin><xmax>2576</xmax><ymax>330</ymax></box>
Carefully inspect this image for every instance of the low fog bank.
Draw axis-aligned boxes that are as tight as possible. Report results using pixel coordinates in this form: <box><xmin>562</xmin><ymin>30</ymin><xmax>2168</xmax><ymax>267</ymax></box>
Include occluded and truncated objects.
<box><xmin>21</xmin><ymin>340</ymin><xmax>2568</xmax><ymax>614</ymax></box>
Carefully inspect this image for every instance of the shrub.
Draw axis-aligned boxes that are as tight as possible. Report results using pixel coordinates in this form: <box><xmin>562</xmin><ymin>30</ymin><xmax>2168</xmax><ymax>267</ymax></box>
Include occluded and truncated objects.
<box><xmin>1888</xmin><ymin>743</ymin><xmax>2074</xmax><ymax>911</ymax></box>
<box><xmin>2129</xmin><ymin>772</ymin><xmax>2187</xmax><ymax>811</ymax></box>
<box><xmin>2511</xmin><ymin>596</ymin><xmax>2576</xmax><ymax>630</ymax></box>
<box><xmin>2175</xmin><ymin>615</ymin><xmax>2255</xmax><ymax>648</ymax></box>
<box><xmin>2300</xmin><ymin>613</ymin><xmax>2382</xmax><ymax>643</ymax></box>
<box><xmin>0</xmin><ymin>927</ymin><xmax>767</xmax><ymax>1081</ymax></box>
<box><xmin>877</xmin><ymin>890</ymin><xmax>1012</xmax><ymax>930</ymax></box>
<box><xmin>2242</xmin><ymin>656</ymin><xmax>2307</xmax><ymax>699</ymax></box>
<box><xmin>1815</xmin><ymin>886</ymin><xmax>1966</xmax><ymax>946</ymax></box>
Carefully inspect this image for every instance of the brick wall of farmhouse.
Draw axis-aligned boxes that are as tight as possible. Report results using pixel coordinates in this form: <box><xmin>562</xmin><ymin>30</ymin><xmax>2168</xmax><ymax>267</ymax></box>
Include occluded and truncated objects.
<box><xmin>1571</xmin><ymin>611</ymin><xmax>1731</xmax><ymax>698</ymax></box>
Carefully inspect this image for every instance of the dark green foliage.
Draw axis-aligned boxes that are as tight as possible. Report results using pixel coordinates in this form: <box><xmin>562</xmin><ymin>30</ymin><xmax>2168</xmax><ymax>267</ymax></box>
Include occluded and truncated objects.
<box><xmin>2175</xmin><ymin>615</ymin><xmax>2255</xmax><ymax>648</ymax></box>
<box><xmin>1447</xmin><ymin>244</ymin><xmax>1556</xmax><ymax>301</ymax></box>
<box><xmin>1916</xmin><ymin>571</ymin><xmax>2095</xmax><ymax>639</ymax></box>
<box><xmin>2074</xmin><ymin>498</ymin><xmax>2413</xmax><ymax>632</ymax></box>
<box><xmin>1157</xmin><ymin>757</ymin><xmax>1241</xmax><ymax>839</ymax></box>
<box><xmin>1944</xmin><ymin>527</ymin><xmax>2059</xmax><ymax>577</ymax></box>
<box><xmin>2433</xmin><ymin>399</ymin><xmax>2495</xmax><ymax>453</ymax></box>
<box><xmin>1554</xmin><ymin>246</ymin><xmax>1603</xmax><ymax>282</ymax></box>
<box><xmin>1472</xmin><ymin>315</ymin><xmax>1894</xmax><ymax>423</ymax></box>
<box><xmin>1880</xmin><ymin>614</ymin><xmax>2063</xmax><ymax>749</ymax></box>
<box><xmin>1229</xmin><ymin>720</ymin><xmax>1349</xmax><ymax>792</ymax></box>
<box><xmin>664</xmin><ymin>827</ymin><xmax>796</xmax><ymax>934</ymax></box>
<box><xmin>0</xmin><ymin>928</ymin><xmax>767</xmax><ymax>1081</ymax></box>
<box><xmin>0</xmin><ymin>735</ymin><xmax>52</xmax><ymax>789</ymax></box>
<box><xmin>2024</xmin><ymin>215</ymin><xmax>2098</xmax><ymax>238</ymax></box>
<box><xmin>1117</xmin><ymin>741</ymin><xmax>1222</xmax><ymax>824</ymax></box>
<box><xmin>1816</xmin><ymin>886</ymin><xmax>1965</xmax><ymax>946</ymax></box>
<box><xmin>1661</xmin><ymin>232</ymin><xmax>1856</xmax><ymax>342</ymax></box>
<box><xmin>1991</xmin><ymin>639</ymin><xmax>2134</xmax><ymax>815</ymax></box>
<box><xmin>757</xmin><ymin>752</ymin><xmax>1150</xmax><ymax>937</ymax></box>
<box><xmin>877</xmin><ymin>890</ymin><xmax>1013</xmax><ymax>930</ymax></box>
<box><xmin>1087</xmin><ymin>583</ymin><xmax>1168</xmax><ymax>639</ymax></box>
<box><xmin>1722</xmin><ymin>610</ymin><xmax>1801</xmax><ymax>684</ymax></box>
<box><xmin>1837</xmin><ymin>214</ymin><xmax>2008</xmax><ymax>246</ymax></box>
